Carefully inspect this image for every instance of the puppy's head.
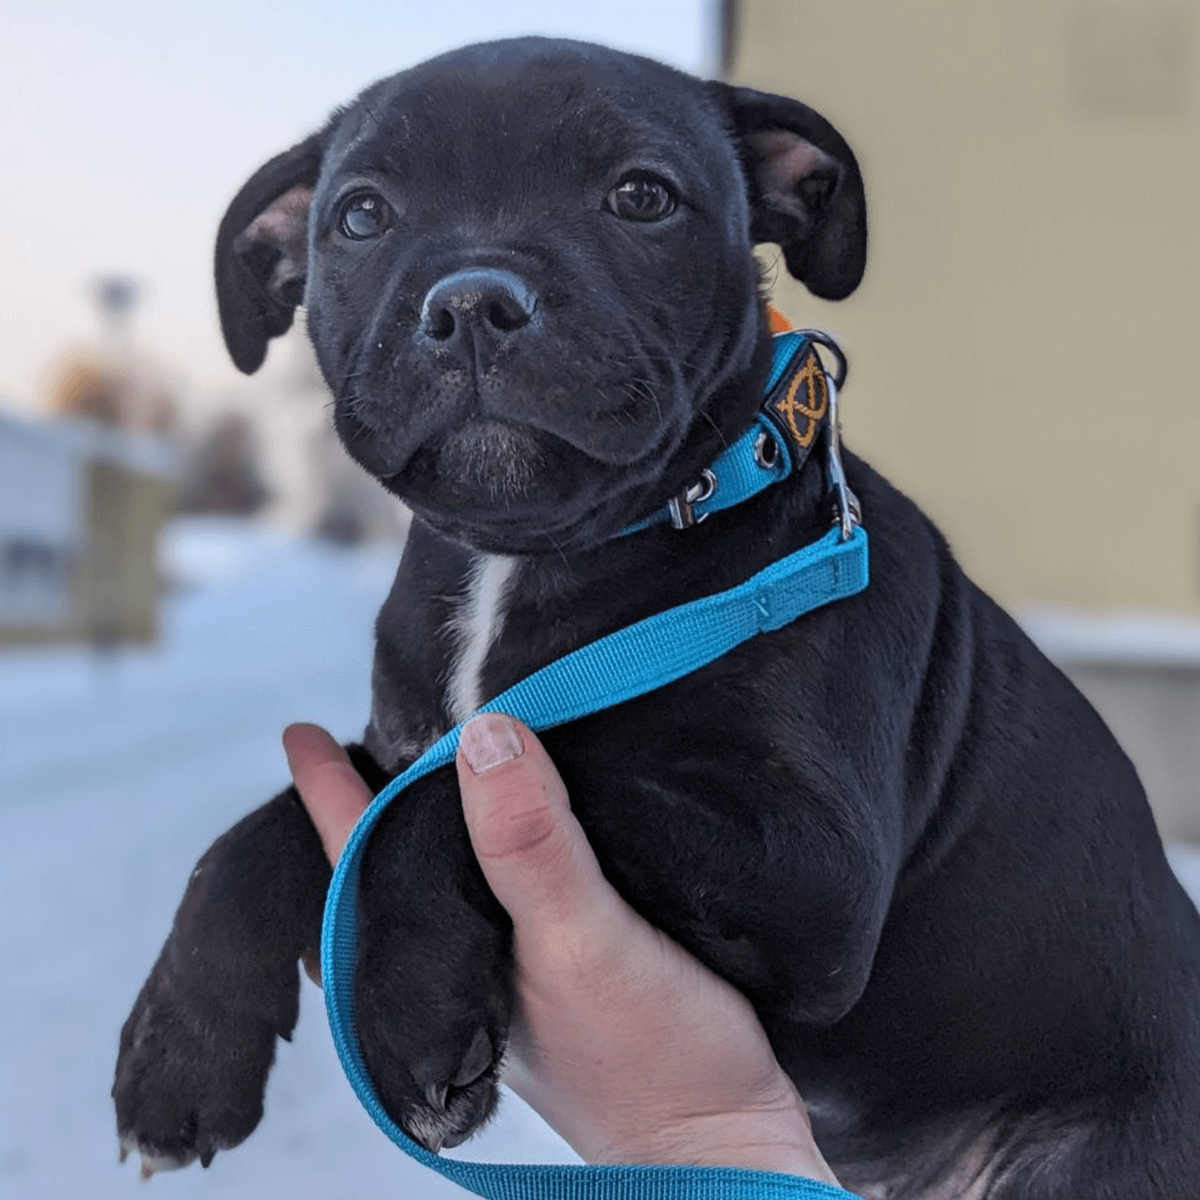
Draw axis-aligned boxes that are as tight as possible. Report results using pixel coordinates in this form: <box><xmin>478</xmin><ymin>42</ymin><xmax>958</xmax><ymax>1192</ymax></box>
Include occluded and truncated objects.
<box><xmin>216</xmin><ymin>38</ymin><xmax>865</xmax><ymax>552</ymax></box>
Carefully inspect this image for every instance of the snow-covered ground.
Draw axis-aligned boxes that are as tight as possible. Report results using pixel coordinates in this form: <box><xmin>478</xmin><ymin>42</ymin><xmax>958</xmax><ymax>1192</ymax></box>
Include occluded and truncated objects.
<box><xmin>0</xmin><ymin>519</ymin><xmax>577</xmax><ymax>1200</ymax></box>
<box><xmin>3</xmin><ymin>518</ymin><xmax>1199</xmax><ymax>1200</ymax></box>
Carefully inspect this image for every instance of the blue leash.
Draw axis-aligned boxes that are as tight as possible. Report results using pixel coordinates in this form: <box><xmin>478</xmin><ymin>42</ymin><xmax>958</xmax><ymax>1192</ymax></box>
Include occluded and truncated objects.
<box><xmin>321</xmin><ymin>332</ymin><xmax>868</xmax><ymax>1199</ymax></box>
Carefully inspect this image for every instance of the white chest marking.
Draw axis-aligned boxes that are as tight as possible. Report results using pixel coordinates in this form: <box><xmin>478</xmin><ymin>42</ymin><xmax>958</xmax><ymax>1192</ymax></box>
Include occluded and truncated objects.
<box><xmin>445</xmin><ymin>553</ymin><xmax>517</xmax><ymax>723</ymax></box>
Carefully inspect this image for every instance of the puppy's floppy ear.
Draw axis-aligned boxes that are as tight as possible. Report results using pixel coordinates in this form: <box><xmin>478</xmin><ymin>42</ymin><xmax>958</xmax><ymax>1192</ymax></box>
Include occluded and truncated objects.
<box><xmin>215</xmin><ymin>133</ymin><xmax>324</xmax><ymax>374</ymax></box>
<box><xmin>715</xmin><ymin>84</ymin><xmax>867</xmax><ymax>300</ymax></box>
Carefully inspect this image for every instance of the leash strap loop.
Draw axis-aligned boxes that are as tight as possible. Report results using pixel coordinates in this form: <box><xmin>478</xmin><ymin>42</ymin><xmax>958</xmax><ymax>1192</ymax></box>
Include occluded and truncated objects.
<box><xmin>321</xmin><ymin>523</ymin><xmax>868</xmax><ymax>1199</ymax></box>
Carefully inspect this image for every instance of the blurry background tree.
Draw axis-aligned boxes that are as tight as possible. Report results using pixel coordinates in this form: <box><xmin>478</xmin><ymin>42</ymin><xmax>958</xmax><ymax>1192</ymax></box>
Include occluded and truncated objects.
<box><xmin>177</xmin><ymin>412</ymin><xmax>270</xmax><ymax>517</ymax></box>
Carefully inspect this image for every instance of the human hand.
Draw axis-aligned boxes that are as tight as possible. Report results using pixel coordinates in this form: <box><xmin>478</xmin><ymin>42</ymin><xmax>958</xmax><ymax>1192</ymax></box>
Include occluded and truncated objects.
<box><xmin>283</xmin><ymin>716</ymin><xmax>840</xmax><ymax>1183</ymax></box>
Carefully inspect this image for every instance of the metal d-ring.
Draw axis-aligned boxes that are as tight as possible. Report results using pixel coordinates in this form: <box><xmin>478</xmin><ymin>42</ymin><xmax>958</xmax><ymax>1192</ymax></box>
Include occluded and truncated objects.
<box><xmin>823</xmin><ymin>373</ymin><xmax>861</xmax><ymax>542</ymax></box>
<box><xmin>795</xmin><ymin>328</ymin><xmax>848</xmax><ymax>390</ymax></box>
<box><xmin>668</xmin><ymin>468</ymin><xmax>718</xmax><ymax>530</ymax></box>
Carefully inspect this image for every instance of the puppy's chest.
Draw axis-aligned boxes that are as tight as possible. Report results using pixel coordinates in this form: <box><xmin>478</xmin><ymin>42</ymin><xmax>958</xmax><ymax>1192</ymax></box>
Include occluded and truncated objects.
<box><xmin>443</xmin><ymin>553</ymin><xmax>520</xmax><ymax>723</ymax></box>
<box><xmin>366</xmin><ymin>551</ymin><xmax>526</xmax><ymax>768</ymax></box>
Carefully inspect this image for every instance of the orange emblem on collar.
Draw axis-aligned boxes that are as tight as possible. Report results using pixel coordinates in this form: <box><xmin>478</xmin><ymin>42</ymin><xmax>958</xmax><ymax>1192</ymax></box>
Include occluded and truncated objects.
<box><xmin>769</xmin><ymin>348</ymin><xmax>828</xmax><ymax>450</ymax></box>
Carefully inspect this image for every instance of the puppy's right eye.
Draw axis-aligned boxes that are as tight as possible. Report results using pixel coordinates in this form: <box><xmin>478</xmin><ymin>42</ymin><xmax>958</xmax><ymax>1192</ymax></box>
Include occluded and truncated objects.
<box><xmin>339</xmin><ymin>192</ymin><xmax>393</xmax><ymax>240</ymax></box>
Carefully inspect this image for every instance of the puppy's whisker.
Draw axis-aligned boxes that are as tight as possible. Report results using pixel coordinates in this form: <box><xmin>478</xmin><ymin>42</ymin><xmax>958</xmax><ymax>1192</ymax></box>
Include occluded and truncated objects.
<box><xmin>697</xmin><ymin>409</ymin><xmax>730</xmax><ymax>448</ymax></box>
<box><xmin>624</xmin><ymin>378</ymin><xmax>663</xmax><ymax>424</ymax></box>
<box><xmin>545</xmin><ymin>534</ymin><xmax>570</xmax><ymax>572</ymax></box>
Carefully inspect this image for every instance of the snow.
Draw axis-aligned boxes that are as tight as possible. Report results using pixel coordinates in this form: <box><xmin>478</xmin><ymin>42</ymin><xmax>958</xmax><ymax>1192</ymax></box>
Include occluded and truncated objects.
<box><xmin>0</xmin><ymin>518</ymin><xmax>576</xmax><ymax>1200</ymax></box>
<box><xmin>3</xmin><ymin>518</ymin><xmax>1199</xmax><ymax>1199</ymax></box>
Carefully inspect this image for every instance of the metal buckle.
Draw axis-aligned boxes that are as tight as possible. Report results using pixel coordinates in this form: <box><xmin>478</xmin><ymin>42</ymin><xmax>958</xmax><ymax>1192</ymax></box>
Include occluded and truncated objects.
<box><xmin>668</xmin><ymin>468</ymin><xmax>717</xmax><ymax>530</ymax></box>
<box><xmin>823</xmin><ymin>372</ymin><xmax>861</xmax><ymax>542</ymax></box>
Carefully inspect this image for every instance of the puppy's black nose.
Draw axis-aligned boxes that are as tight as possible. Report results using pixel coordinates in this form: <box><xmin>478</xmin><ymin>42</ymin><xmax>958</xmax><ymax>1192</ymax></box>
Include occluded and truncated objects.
<box><xmin>419</xmin><ymin>268</ymin><xmax>537</xmax><ymax>343</ymax></box>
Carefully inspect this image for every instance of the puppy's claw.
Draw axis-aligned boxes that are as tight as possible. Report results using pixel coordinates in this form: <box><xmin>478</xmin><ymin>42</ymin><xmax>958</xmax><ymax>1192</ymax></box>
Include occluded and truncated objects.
<box><xmin>400</xmin><ymin>1026</ymin><xmax>498</xmax><ymax>1152</ymax></box>
<box><xmin>453</xmin><ymin>1027</ymin><xmax>494</xmax><ymax>1087</ymax></box>
<box><xmin>425</xmin><ymin>1080</ymin><xmax>449</xmax><ymax>1112</ymax></box>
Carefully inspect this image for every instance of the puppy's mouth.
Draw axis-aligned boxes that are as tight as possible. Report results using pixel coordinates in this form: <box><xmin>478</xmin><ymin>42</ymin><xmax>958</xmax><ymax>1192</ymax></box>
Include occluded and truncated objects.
<box><xmin>414</xmin><ymin>418</ymin><xmax>546</xmax><ymax>501</ymax></box>
<box><xmin>361</xmin><ymin>413</ymin><xmax>666</xmax><ymax>552</ymax></box>
<box><xmin>334</xmin><ymin>357</ymin><xmax>688</xmax><ymax>542</ymax></box>
<box><xmin>367</xmin><ymin>413</ymin><xmax>565</xmax><ymax>515</ymax></box>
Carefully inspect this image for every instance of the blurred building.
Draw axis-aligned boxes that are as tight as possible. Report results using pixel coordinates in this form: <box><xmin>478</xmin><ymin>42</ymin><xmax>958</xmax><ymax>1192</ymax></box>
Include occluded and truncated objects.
<box><xmin>0</xmin><ymin>408</ymin><xmax>177</xmax><ymax>646</ymax></box>
<box><xmin>0</xmin><ymin>410</ymin><xmax>78</xmax><ymax>639</ymax></box>
<box><xmin>0</xmin><ymin>274</ymin><xmax>182</xmax><ymax>646</ymax></box>
<box><xmin>724</xmin><ymin>0</ymin><xmax>1200</xmax><ymax>836</ymax></box>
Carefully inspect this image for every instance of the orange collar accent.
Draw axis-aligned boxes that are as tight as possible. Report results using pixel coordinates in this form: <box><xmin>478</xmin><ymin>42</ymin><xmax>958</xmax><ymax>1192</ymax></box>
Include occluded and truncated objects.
<box><xmin>767</xmin><ymin>304</ymin><xmax>794</xmax><ymax>333</ymax></box>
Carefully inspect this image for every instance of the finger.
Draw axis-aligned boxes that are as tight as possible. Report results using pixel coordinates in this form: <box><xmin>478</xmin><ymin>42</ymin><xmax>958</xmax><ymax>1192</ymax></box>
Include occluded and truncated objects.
<box><xmin>283</xmin><ymin>723</ymin><xmax>372</xmax><ymax>864</ymax></box>
<box><xmin>456</xmin><ymin>714</ymin><xmax>617</xmax><ymax>936</ymax></box>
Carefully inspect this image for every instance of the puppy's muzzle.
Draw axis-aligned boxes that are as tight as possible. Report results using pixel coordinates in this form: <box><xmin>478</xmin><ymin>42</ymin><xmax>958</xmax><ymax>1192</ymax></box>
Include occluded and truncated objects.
<box><xmin>418</xmin><ymin>268</ymin><xmax>539</xmax><ymax>350</ymax></box>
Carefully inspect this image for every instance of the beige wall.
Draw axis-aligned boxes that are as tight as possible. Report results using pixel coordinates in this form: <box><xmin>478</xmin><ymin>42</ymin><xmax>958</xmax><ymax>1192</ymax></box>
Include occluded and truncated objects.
<box><xmin>730</xmin><ymin>0</ymin><xmax>1200</xmax><ymax>615</ymax></box>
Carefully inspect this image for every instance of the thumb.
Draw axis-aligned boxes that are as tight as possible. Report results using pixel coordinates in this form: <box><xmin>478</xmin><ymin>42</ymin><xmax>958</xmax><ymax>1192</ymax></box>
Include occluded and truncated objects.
<box><xmin>283</xmin><ymin>722</ymin><xmax>372</xmax><ymax>864</ymax></box>
<box><xmin>456</xmin><ymin>715</ymin><xmax>616</xmax><ymax>938</ymax></box>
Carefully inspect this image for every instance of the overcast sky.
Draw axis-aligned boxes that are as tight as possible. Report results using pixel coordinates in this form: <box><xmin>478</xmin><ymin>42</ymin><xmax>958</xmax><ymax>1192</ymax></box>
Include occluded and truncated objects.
<box><xmin>0</xmin><ymin>1</ymin><xmax>714</xmax><ymax>415</ymax></box>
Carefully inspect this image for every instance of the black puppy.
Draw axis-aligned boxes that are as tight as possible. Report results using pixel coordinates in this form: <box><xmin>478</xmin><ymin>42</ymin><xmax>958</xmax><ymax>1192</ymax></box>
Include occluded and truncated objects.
<box><xmin>113</xmin><ymin>39</ymin><xmax>1200</xmax><ymax>1198</ymax></box>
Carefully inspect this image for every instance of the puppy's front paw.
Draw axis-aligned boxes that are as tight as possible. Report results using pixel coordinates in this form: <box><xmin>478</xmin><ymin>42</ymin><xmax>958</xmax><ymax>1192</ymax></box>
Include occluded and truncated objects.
<box><xmin>354</xmin><ymin>924</ymin><xmax>511</xmax><ymax>1151</ymax></box>
<box><xmin>378</xmin><ymin>1020</ymin><xmax>502</xmax><ymax>1152</ymax></box>
<box><xmin>112</xmin><ymin>956</ymin><xmax>293</xmax><ymax>1175</ymax></box>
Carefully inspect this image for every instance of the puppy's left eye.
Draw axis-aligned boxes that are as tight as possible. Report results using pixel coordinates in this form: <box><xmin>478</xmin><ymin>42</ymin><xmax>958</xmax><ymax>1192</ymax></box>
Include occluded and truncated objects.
<box><xmin>606</xmin><ymin>173</ymin><xmax>678</xmax><ymax>223</ymax></box>
<box><xmin>339</xmin><ymin>191</ymin><xmax>393</xmax><ymax>240</ymax></box>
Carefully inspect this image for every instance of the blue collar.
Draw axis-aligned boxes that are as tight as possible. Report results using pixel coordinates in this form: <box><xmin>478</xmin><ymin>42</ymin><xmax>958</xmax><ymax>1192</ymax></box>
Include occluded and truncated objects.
<box><xmin>623</xmin><ymin>329</ymin><xmax>859</xmax><ymax>538</ymax></box>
